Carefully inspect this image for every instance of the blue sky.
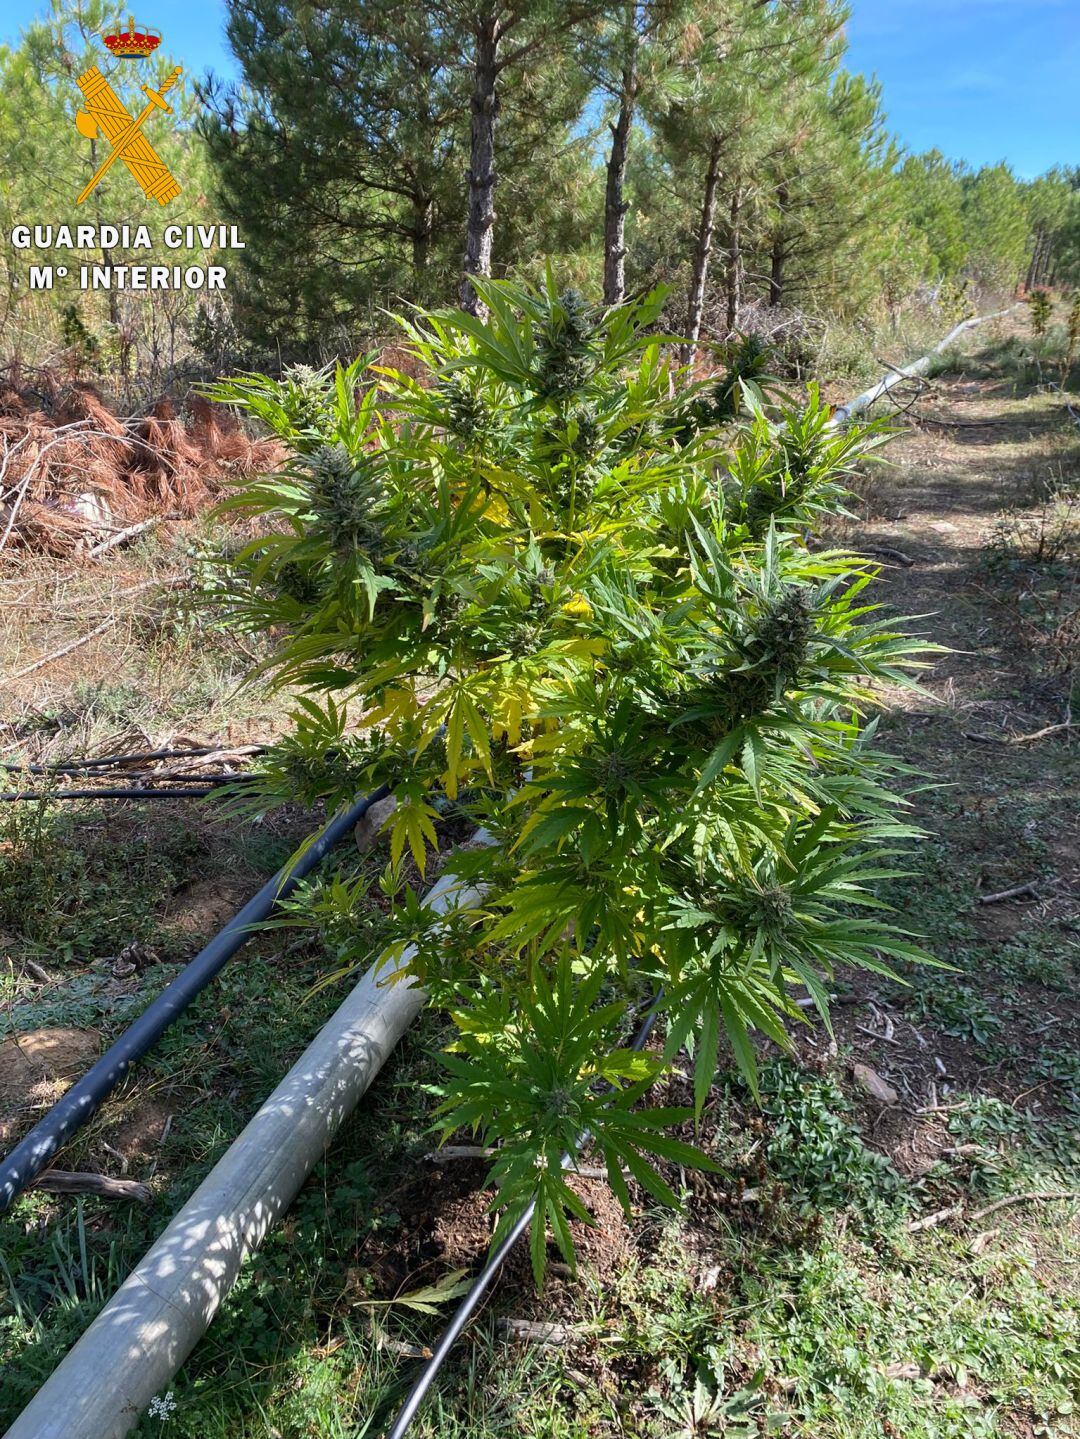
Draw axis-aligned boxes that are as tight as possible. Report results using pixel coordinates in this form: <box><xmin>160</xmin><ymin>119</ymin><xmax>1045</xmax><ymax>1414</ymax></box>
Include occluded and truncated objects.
<box><xmin>2</xmin><ymin>0</ymin><xmax>1076</xmax><ymax>179</ymax></box>
<box><xmin>842</xmin><ymin>0</ymin><xmax>1079</xmax><ymax>177</ymax></box>
<box><xmin>0</xmin><ymin>1</ymin><xmax>236</xmax><ymax>81</ymax></box>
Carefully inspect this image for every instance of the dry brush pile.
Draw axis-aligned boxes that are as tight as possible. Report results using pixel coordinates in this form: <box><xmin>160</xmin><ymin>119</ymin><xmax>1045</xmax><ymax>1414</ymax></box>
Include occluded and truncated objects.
<box><xmin>0</xmin><ymin>365</ymin><xmax>282</xmax><ymax>556</ymax></box>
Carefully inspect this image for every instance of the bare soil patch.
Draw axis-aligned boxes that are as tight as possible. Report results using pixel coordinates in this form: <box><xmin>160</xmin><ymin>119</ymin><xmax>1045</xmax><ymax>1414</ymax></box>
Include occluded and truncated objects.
<box><xmin>164</xmin><ymin>877</ymin><xmax>251</xmax><ymax>938</ymax></box>
<box><xmin>0</xmin><ymin>1026</ymin><xmax>99</xmax><ymax>1145</ymax></box>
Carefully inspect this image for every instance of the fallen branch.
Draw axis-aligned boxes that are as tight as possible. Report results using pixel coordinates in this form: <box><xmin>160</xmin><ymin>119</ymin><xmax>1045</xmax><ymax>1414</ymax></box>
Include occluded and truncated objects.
<box><xmin>423</xmin><ymin>1145</ymin><xmax>494</xmax><ymax>1163</ymax></box>
<box><xmin>832</xmin><ymin>305</ymin><xmax>1022</xmax><ymax>427</ymax></box>
<box><xmin>859</xmin><ymin>546</ymin><xmax>915</xmax><ymax>568</ymax></box>
<box><xmin>497</xmin><ymin>1319</ymin><xmax>578</xmax><ymax>1347</ymax></box>
<box><xmin>28</xmin><ymin>1170</ymin><xmax>151</xmax><ymax>1203</ymax></box>
<box><xmin>3</xmin><ymin>617</ymin><xmax>118</xmax><ymax>684</ymax></box>
<box><xmin>907</xmin><ymin>1188</ymin><xmax>1080</xmax><ymax>1234</ymax></box>
<box><xmin>0</xmin><ymin>422</ymin><xmax>122</xmax><ymax>554</ymax></box>
<box><xmin>150</xmin><ymin>746</ymin><xmax>267</xmax><ymax>778</ymax></box>
<box><xmin>1007</xmin><ymin>721</ymin><xmax>1074</xmax><ymax>745</ymax></box>
<box><xmin>855</xmin><ymin>1024</ymin><xmax>903</xmax><ymax>1046</ymax></box>
<box><xmin>963</xmin><ymin>721</ymin><xmax>1072</xmax><ymax>747</ymax></box>
<box><xmin>969</xmin><ymin>1190</ymin><xmax>1080</xmax><ymax>1223</ymax></box>
<box><xmin>379</xmin><ymin>1336</ymin><xmax>433</xmax><ymax>1360</ymax></box>
<box><xmin>794</xmin><ymin>991</ymin><xmax>848</xmax><ymax>1008</ymax></box>
<box><xmin>87</xmin><ymin>516</ymin><xmax>161</xmax><ymax>558</ymax></box>
<box><xmin>0</xmin><ymin>467</ymin><xmax>35</xmax><ymax>554</ymax></box>
<box><xmin>907</xmin><ymin>1202</ymin><xmax>964</xmax><ymax>1233</ymax></box>
<box><xmin>978</xmin><ymin>881</ymin><xmax>1042</xmax><ymax>905</ymax></box>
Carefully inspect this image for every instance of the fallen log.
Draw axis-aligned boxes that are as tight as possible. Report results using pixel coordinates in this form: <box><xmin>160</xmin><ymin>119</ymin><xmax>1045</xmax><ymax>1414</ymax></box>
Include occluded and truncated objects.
<box><xmin>832</xmin><ymin>306</ymin><xmax>1022</xmax><ymax>427</ymax></box>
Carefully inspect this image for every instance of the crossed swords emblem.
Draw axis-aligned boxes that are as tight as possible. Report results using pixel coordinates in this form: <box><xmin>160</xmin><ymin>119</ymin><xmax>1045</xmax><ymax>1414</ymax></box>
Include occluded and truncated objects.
<box><xmin>74</xmin><ymin>64</ymin><xmax>183</xmax><ymax>206</ymax></box>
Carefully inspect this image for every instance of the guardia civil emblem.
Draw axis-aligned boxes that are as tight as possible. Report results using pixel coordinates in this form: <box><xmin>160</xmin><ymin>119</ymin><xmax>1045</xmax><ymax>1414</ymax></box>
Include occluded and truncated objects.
<box><xmin>74</xmin><ymin>17</ymin><xmax>182</xmax><ymax>207</ymax></box>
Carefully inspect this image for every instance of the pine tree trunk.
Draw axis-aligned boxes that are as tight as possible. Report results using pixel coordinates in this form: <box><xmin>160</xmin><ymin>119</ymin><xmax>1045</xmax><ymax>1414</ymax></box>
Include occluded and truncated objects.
<box><xmin>1037</xmin><ymin>233</ymin><xmax>1053</xmax><ymax>287</ymax></box>
<box><xmin>461</xmin><ymin>13</ymin><xmax>500</xmax><ymax>316</ymax></box>
<box><xmin>603</xmin><ymin>16</ymin><xmax>638</xmax><ymax>308</ymax></box>
<box><xmin>681</xmin><ymin>139</ymin><xmax>722</xmax><ymax>367</ymax></box>
<box><xmin>1025</xmin><ymin>230</ymin><xmax>1043</xmax><ymax>291</ymax></box>
<box><xmin>412</xmin><ymin>196</ymin><xmax>434</xmax><ymax>273</ymax></box>
<box><xmin>89</xmin><ymin>137</ymin><xmax>121</xmax><ymax>330</ymax></box>
<box><xmin>725</xmin><ymin>189</ymin><xmax>742</xmax><ymax>333</ymax></box>
<box><xmin>768</xmin><ymin>183</ymin><xmax>788</xmax><ymax>308</ymax></box>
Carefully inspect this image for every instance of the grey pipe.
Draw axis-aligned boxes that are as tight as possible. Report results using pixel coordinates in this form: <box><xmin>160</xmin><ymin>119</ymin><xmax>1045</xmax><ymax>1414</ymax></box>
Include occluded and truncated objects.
<box><xmin>0</xmin><ymin>785</ymin><xmax>392</xmax><ymax>1211</ymax></box>
<box><xmin>831</xmin><ymin>305</ymin><xmax>1020</xmax><ymax>426</ymax></box>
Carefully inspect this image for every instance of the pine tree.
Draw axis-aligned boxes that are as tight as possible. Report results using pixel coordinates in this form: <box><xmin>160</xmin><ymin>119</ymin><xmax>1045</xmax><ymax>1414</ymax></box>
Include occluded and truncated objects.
<box><xmin>755</xmin><ymin>71</ymin><xmax>904</xmax><ymax>317</ymax></box>
<box><xmin>584</xmin><ymin>0</ymin><xmax>688</xmax><ymax>306</ymax></box>
<box><xmin>653</xmin><ymin>0</ymin><xmax>842</xmax><ymax>362</ymax></box>
<box><xmin>895</xmin><ymin>151</ymin><xmax>968</xmax><ymax>283</ymax></box>
<box><xmin>960</xmin><ymin>164</ymin><xmax>1029</xmax><ymax>294</ymax></box>
<box><xmin>201</xmin><ymin>1</ymin><xmax>470</xmax><ymax>345</ymax></box>
<box><xmin>203</xmin><ymin>0</ymin><xmax>598</xmax><ymax>338</ymax></box>
<box><xmin>436</xmin><ymin>1</ymin><xmax>603</xmax><ymax>315</ymax></box>
<box><xmin>1023</xmin><ymin>167</ymin><xmax>1080</xmax><ymax>290</ymax></box>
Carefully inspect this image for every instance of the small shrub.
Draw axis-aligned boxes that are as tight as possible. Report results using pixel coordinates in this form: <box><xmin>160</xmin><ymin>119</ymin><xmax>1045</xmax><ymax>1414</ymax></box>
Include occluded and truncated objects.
<box><xmin>649</xmin><ymin>1361</ymin><xmax>779</xmax><ymax>1438</ymax></box>
<box><xmin>906</xmin><ymin>980</ymin><xmax>1005</xmax><ymax>1048</ymax></box>
<box><xmin>58</xmin><ymin>302</ymin><xmax>100</xmax><ymax>375</ymax></box>
<box><xmin>1065</xmin><ymin>293</ymin><xmax>1080</xmax><ymax>381</ymax></box>
<box><xmin>1027</xmin><ymin>287</ymin><xmax>1053</xmax><ymax>340</ymax></box>
<box><xmin>986</xmin><ymin>472</ymin><xmax>1080</xmax><ymax>570</ymax></box>
<box><xmin>948</xmin><ymin>1095</ymin><xmax>1080</xmax><ymax>1186</ymax></box>
<box><xmin>755</xmin><ymin>1061</ymin><xmax>906</xmax><ymax>1218</ymax></box>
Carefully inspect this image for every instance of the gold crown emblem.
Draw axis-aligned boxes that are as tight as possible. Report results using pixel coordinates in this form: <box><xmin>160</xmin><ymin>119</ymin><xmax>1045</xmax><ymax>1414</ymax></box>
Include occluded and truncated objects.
<box><xmin>102</xmin><ymin>15</ymin><xmax>162</xmax><ymax>59</ymax></box>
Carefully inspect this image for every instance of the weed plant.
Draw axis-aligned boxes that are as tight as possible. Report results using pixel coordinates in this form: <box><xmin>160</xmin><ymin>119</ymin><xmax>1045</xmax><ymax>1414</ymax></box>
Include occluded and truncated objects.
<box><xmin>207</xmin><ymin>275</ymin><xmax>932</xmax><ymax>1279</ymax></box>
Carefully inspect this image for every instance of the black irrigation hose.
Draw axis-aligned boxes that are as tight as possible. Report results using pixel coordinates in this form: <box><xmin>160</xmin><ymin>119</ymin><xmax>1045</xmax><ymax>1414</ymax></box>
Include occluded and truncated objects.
<box><xmin>0</xmin><ymin>745</ymin><xmax>267</xmax><ymax>798</ymax></box>
<box><xmin>0</xmin><ymin>745</ymin><xmax>268</xmax><ymax>775</ymax></box>
<box><xmin>381</xmin><ymin>994</ymin><xmax>661</xmax><ymax>1439</ymax></box>
<box><xmin>0</xmin><ymin>783</ymin><xmax>391</xmax><ymax>1212</ymax></box>
<box><xmin>0</xmin><ymin>787</ymin><xmax>222</xmax><ymax>801</ymax></box>
<box><xmin>0</xmin><ymin>776</ymin><xmax>259</xmax><ymax>802</ymax></box>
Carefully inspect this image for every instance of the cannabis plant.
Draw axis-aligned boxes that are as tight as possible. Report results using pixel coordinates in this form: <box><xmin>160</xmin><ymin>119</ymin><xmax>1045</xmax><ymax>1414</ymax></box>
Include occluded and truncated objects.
<box><xmin>1028</xmin><ymin>286</ymin><xmax>1052</xmax><ymax>339</ymax></box>
<box><xmin>207</xmin><ymin>273</ymin><xmax>930</xmax><ymax>1280</ymax></box>
<box><xmin>682</xmin><ymin>331</ymin><xmax>786</xmax><ymax>432</ymax></box>
<box><xmin>1064</xmin><ymin>293</ymin><xmax>1080</xmax><ymax>382</ymax></box>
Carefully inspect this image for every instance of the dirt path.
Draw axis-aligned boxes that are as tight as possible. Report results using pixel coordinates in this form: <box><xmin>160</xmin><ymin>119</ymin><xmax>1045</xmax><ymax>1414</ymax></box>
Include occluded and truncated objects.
<box><xmin>848</xmin><ymin>360</ymin><xmax>1076</xmax><ymax>907</ymax></box>
<box><xmin>820</xmin><ymin>349</ymin><xmax>1080</xmax><ymax>1151</ymax></box>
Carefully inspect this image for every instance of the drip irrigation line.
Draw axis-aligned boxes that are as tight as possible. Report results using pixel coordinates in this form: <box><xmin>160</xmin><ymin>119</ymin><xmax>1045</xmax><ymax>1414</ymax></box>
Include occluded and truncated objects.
<box><xmin>381</xmin><ymin>993</ymin><xmax>661</xmax><ymax>1439</ymax></box>
<box><xmin>0</xmin><ymin>787</ymin><xmax>220</xmax><ymax>801</ymax></box>
<box><xmin>0</xmin><ymin>774</ymin><xmax>261</xmax><ymax>801</ymax></box>
<box><xmin>0</xmin><ymin>783</ymin><xmax>392</xmax><ymax>1212</ymax></box>
<box><xmin>1</xmin><ymin>744</ymin><xmax>268</xmax><ymax>774</ymax></box>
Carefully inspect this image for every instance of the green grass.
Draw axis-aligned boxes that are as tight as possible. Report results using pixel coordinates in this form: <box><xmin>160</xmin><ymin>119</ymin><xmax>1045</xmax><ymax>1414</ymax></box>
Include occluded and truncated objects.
<box><xmin>2</xmin><ymin>812</ymin><xmax>1079</xmax><ymax>1438</ymax></box>
<box><xmin>0</xmin><ymin>802</ymin><xmax>211</xmax><ymax>967</ymax></box>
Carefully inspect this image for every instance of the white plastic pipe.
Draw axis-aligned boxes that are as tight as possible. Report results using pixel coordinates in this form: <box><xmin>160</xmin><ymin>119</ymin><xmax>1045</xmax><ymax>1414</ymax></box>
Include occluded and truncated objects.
<box><xmin>831</xmin><ymin>304</ymin><xmax>1020</xmax><ymax>426</ymax></box>
<box><xmin>6</xmin><ymin>831</ymin><xmax>484</xmax><ymax>1439</ymax></box>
